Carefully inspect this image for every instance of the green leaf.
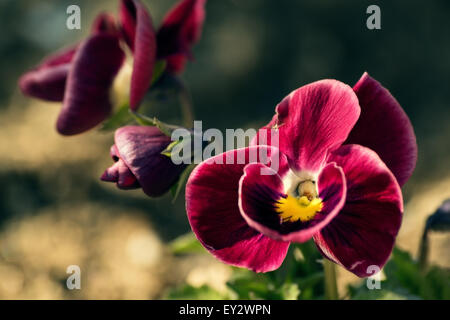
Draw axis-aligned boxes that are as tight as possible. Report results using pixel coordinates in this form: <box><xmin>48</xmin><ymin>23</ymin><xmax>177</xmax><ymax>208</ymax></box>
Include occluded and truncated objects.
<box><xmin>349</xmin><ymin>247</ymin><xmax>450</xmax><ymax>300</ymax></box>
<box><xmin>279</xmin><ymin>283</ymin><xmax>300</xmax><ymax>300</ymax></box>
<box><xmin>100</xmin><ymin>104</ymin><xmax>132</xmax><ymax>131</ymax></box>
<box><xmin>161</xmin><ymin>140</ymin><xmax>182</xmax><ymax>158</ymax></box>
<box><xmin>169</xmin><ymin>232</ymin><xmax>205</xmax><ymax>255</ymax></box>
<box><xmin>226</xmin><ymin>272</ymin><xmax>274</xmax><ymax>299</ymax></box>
<box><xmin>129</xmin><ymin>111</ymin><xmax>178</xmax><ymax>137</ymax></box>
<box><xmin>170</xmin><ymin>163</ymin><xmax>196</xmax><ymax>203</ymax></box>
<box><xmin>165</xmin><ymin>284</ymin><xmax>228</xmax><ymax>300</ymax></box>
<box><xmin>226</xmin><ymin>269</ymin><xmax>298</xmax><ymax>300</ymax></box>
<box><xmin>384</xmin><ymin>247</ymin><xmax>422</xmax><ymax>294</ymax></box>
<box><xmin>422</xmin><ymin>266</ymin><xmax>450</xmax><ymax>299</ymax></box>
<box><xmin>295</xmin><ymin>271</ymin><xmax>324</xmax><ymax>289</ymax></box>
<box><xmin>351</xmin><ymin>287</ymin><xmax>421</xmax><ymax>300</ymax></box>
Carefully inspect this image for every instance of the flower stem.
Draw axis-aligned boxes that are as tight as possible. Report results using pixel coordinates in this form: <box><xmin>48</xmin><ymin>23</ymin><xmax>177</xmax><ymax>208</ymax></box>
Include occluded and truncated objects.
<box><xmin>418</xmin><ymin>228</ymin><xmax>429</xmax><ymax>272</ymax></box>
<box><xmin>171</xmin><ymin>76</ymin><xmax>194</xmax><ymax>128</ymax></box>
<box><xmin>323</xmin><ymin>259</ymin><xmax>338</xmax><ymax>300</ymax></box>
<box><xmin>179</xmin><ymin>87</ymin><xmax>194</xmax><ymax>128</ymax></box>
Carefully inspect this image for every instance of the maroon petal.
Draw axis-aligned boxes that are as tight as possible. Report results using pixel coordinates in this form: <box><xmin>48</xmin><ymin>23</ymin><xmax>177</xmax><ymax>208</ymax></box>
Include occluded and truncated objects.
<box><xmin>114</xmin><ymin>126</ymin><xmax>186</xmax><ymax>197</ymax></box>
<box><xmin>256</xmin><ymin>80</ymin><xmax>361</xmax><ymax>173</ymax></box>
<box><xmin>110</xmin><ymin>144</ymin><xmax>120</xmax><ymax>161</ymax></box>
<box><xmin>346</xmin><ymin>73</ymin><xmax>417</xmax><ymax>186</ymax></box>
<box><xmin>119</xmin><ymin>0</ymin><xmax>138</xmax><ymax>50</ymax></box>
<box><xmin>101</xmin><ymin>161</ymin><xmax>119</xmax><ymax>181</ymax></box>
<box><xmin>314</xmin><ymin>144</ymin><xmax>403</xmax><ymax>277</ymax></box>
<box><xmin>19</xmin><ymin>13</ymin><xmax>119</xmax><ymax>103</ymax></box>
<box><xmin>18</xmin><ymin>46</ymin><xmax>77</xmax><ymax>102</ymax></box>
<box><xmin>39</xmin><ymin>45</ymin><xmax>78</xmax><ymax>68</ymax></box>
<box><xmin>57</xmin><ymin>34</ymin><xmax>125</xmax><ymax>135</ymax></box>
<box><xmin>102</xmin><ymin>144</ymin><xmax>140</xmax><ymax>189</ymax></box>
<box><xmin>186</xmin><ymin>146</ymin><xmax>290</xmax><ymax>272</ymax></box>
<box><xmin>119</xmin><ymin>0</ymin><xmax>157</xmax><ymax>110</ymax></box>
<box><xmin>239</xmin><ymin>162</ymin><xmax>346</xmax><ymax>243</ymax></box>
<box><xmin>19</xmin><ymin>64</ymin><xmax>70</xmax><ymax>102</ymax></box>
<box><xmin>250</xmin><ymin>120</ymin><xmax>278</xmax><ymax>147</ymax></box>
<box><xmin>165</xmin><ymin>54</ymin><xmax>187</xmax><ymax>74</ymax></box>
<box><xmin>157</xmin><ymin>0</ymin><xmax>206</xmax><ymax>60</ymax></box>
<box><xmin>91</xmin><ymin>12</ymin><xmax>118</xmax><ymax>34</ymax></box>
<box><xmin>100</xmin><ymin>158</ymin><xmax>140</xmax><ymax>190</ymax></box>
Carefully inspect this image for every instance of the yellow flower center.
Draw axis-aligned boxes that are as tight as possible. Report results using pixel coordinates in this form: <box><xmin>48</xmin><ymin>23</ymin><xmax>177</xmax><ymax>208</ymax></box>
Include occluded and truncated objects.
<box><xmin>275</xmin><ymin>180</ymin><xmax>323</xmax><ymax>223</ymax></box>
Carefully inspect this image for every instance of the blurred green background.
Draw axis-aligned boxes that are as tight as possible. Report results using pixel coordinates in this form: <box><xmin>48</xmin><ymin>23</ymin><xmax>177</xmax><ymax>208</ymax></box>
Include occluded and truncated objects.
<box><xmin>0</xmin><ymin>0</ymin><xmax>449</xmax><ymax>299</ymax></box>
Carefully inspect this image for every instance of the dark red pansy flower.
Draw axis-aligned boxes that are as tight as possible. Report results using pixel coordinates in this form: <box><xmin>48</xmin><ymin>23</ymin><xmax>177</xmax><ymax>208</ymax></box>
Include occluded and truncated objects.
<box><xmin>101</xmin><ymin>125</ymin><xmax>187</xmax><ymax>197</ymax></box>
<box><xmin>19</xmin><ymin>0</ymin><xmax>207</xmax><ymax>135</ymax></box>
<box><xmin>186</xmin><ymin>73</ymin><xmax>417</xmax><ymax>277</ymax></box>
<box><xmin>17</xmin><ymin>13</ymin><xmax>116</xmax><ymax>103</ymax></box>
<box><xmin>19</xmin><ymin>5</ymin><xmax>154</xmax><ymax>135</ymax></box>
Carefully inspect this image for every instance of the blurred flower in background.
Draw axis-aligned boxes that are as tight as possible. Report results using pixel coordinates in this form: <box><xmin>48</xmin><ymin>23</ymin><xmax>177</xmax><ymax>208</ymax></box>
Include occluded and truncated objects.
<box><xmin>18</xmin><ymin>0</ymin><xmax>207</xmax><ymax>135</ymax></box>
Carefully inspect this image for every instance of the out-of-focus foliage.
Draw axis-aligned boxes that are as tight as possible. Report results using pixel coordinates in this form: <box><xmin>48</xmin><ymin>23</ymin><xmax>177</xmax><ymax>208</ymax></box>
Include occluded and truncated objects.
<box><xmin>350</xmin><ymin>248</ymin><xmax>450</xmax><ymax>300</ymax></box>
<box><xmin>166</xmin><ymin>284</ymin><xmax>227</xmax><ymax>300</ymax></box>
<box><xmin>169</xmin><ymin>232</ymin><xmax>205</xmax><ymax>255</ymax></box>
<box><xmin>166</xmin><ymin>237</ymin><xmax>450</xmax><ymax>300</ymax></box>
<box><xmin>166</xmin><ymin>241</ymin><xmax>325</xmax><ymax>300</ymax></box>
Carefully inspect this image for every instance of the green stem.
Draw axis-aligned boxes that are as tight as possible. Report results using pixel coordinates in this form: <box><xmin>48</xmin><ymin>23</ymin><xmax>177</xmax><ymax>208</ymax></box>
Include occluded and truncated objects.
<box><xmin>418</xmin><ymin>228</ymin><xmax>429</xmax><ymax>272</ymax></box>
<box><xmin>177</xmin><ymin>82</ymin><xmax>194</xmax><ymax>128</ymax></box>
<box><xmin>129</xmin><ymin>111</ymin><xmax>179</xmax><ymax>137</ymax></box>
<box><xmin>323</xmin><ymin>259</ymin><xmax>338</xmax><ymax>300</ymax></box>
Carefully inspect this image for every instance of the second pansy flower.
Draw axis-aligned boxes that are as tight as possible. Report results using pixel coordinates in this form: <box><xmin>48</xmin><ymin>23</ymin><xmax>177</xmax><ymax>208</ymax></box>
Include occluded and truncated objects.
<box><xmin>101</xmin><ymin>125</ymin><xmax>187</xmax><ymax>197</ymax></box>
